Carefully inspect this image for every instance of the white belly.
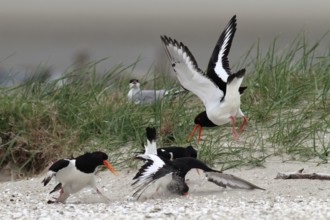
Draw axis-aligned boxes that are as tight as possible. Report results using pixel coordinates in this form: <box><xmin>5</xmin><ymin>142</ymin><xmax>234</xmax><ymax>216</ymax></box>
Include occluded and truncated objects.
<box><xmin>55</xmin><ymin>162</ymin><xmax>95</xmax><ymax>194</ymax></box>
<box><xmin>207</xmin><ymin>96</ymin><xmax>241</xmax><ymax>126</ymax></box>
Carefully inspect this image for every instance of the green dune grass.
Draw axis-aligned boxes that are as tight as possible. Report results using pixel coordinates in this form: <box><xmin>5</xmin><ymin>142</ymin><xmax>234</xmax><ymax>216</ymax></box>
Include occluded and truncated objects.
<box><xmin>0</xmin><ymin>33</ymin><xmax>329</xmax><ymax>177</ymax></box>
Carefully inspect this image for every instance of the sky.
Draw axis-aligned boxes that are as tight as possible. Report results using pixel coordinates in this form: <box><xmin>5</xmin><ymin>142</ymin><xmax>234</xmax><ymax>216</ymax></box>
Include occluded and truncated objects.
<box><xmin>0</xmin><ymin>0</ymin><xmax>329</xmax><ymax>76</ymax></box>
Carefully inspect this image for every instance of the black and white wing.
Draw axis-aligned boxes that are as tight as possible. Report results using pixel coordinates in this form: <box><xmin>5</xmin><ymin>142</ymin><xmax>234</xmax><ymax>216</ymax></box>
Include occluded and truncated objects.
<box><xmin>204</xmin><ymin>171</ymin><xmax>265</xmax><ymax>190</ymax></box>
<box><xmin>42</xmin><ymin>159</ymin><xmax>70</xmax><ymax>186</ymax></box>
<box><xmin>206</xmin><ymin>15</ymin><xmax>237</xmax><ymax>86</ymax></box>
<box><xmin>132</xmin><ymin>154</ymin><xmax>173</xmax><ymax>199</ymax></box>
<box><xmin>161</xmin><ymin>36</ymin><xmax>224</xmax><ymax>109</ymax></box>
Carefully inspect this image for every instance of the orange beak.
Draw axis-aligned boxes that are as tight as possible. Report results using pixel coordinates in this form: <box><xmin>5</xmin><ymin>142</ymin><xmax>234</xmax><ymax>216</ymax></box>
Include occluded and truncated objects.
<box><xmin>103</xmin><ymin>160</ymin><xmax>118</xmax><ymax>176</ymax></box>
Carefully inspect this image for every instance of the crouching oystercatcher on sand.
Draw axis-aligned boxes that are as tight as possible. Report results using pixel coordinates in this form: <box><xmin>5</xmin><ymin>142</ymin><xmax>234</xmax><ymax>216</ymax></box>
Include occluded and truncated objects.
<box><xmin>42</xmin><ymin>151</ymin><xmax>118</xmax><ymax>204</ymax></box>
<box><xmin>132</xmin><ymin>154</ymin><xmax>264</xmax><ymax>200</ymax></box>
<box><xmin>128</xmin><ymin>79</ymin><xmax>186</xmax><ymax>104</ymax></box>
<box><xmin>161</xmin><ymin>15</ymin><xmax>247</xmax><ymax>143</ymax></box>
<box><xmin>143</xmin><ymin>127</ymin><xmax>197</xmax><ymax>160</ymax></box>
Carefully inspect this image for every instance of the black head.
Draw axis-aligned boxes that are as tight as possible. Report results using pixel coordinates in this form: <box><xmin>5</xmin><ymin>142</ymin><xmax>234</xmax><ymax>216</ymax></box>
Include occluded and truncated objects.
<box><xmin>129</xmin><ymin>79</ymin><xmax>139</xmax><ymax>84</ymax></box>
<box><xmin>185</xmin><ymin>145</ymin><xmax>197</xmax><ymax>158</ymax></box>
<box><xmin>194</xmin><ymin>111</ymin><xmax>217</xmax><ymax>127</ymax></box>
<box><xmin>75</xmin><ymin>151</ymin><xmax>109</xmax><ymax>173</ymax></box>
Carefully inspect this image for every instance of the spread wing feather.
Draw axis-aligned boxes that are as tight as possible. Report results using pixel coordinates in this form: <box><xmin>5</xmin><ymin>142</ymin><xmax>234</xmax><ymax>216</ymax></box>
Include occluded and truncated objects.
<box><xmin>161</xmin><ymin>35</ymin><xmax>224</xmax><ymax>109</ymax></box>
<box><xmin>205</xmin><ymin>171</ymin><xmax>265</xmax><ymax>190</ymax></box>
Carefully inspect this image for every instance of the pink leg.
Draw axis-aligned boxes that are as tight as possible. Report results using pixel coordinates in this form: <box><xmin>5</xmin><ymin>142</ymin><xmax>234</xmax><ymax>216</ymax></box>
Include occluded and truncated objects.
<box><xmin>51</xmin><ymin>188</ymin><xmax>64</xmax><ymax>201</ymax></box>
<box><xmin>197</xmin><ymin>126</ymin><xmax>203</xmax><ymax>143</ymax></box>
<box><xmin>57</xmin><ymin>188</ymin><xmax>70</xmax><ymax>203</ymax></box>
<box><xmin>230</xmin><ymin>116</ymin><xmax>238</xmax><ymax>139</ymax></box>
<box><xmin>239</xmin><ymin>116</ymin><xmax>247</xmax><ymax>132</ymax></box>
<box><xmin>50</xmin><ymin>188</ymin><xmax>67</xmax><ymax>203</ymax></box>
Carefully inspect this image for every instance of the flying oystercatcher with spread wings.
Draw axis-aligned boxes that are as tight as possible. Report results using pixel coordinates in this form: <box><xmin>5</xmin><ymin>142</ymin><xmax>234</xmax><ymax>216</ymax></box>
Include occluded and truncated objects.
<box><xmin>132</xmin><ymin>154</ymin><xmax>264</xmax><ymax>200</ymax></box>
<box><xmin>161</xmin><ymin>15</ymin><xmax>247</xmax><ymax>143</ymax></box>
<box><xmin>42</xmin><ymin>151</ymin><xmax>118</xmax><ymax>203</ymax></box>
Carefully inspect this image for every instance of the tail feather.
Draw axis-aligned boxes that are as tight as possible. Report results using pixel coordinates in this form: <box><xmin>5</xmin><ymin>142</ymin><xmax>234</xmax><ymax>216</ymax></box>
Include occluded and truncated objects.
<box><xmin>42</xmin><ymin>171</ymin><xmax>55</xmax><ymax>186</ymax></box>
<box><xmin>239</xmin><ymin>86</ymin><xmax>247</xmax><ymax>94</ymax></box>
<box><xmin>227</xmin><ymin>69</ymin><xmax>246</xmax><ymax>84</ymax></box>
<box><xmin>226</xmin><ymin>69</ymin><xmax>246</xmax><ymax>98</ymax></box>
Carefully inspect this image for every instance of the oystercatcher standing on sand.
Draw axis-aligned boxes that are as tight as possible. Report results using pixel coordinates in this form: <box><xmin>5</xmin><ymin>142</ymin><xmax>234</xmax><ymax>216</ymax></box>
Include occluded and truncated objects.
<box><xmin>132</xmin><ymin>154</ymin><xmax>264</xmax><ymax>200</ymax></box>
<box><xmin>42</xmin><ymin>151</ymin><xmax>118</xmax><ymax>204</ymax></box>
<box><xmin>161</xmin><ymin>15</ymin><xmax>247</xmax><ymax>143</ymax></box>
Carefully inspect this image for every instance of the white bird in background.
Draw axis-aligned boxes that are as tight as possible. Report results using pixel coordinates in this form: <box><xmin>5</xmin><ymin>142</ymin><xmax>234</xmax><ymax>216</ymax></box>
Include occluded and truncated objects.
<box><xmin>161</xmin><ymin>15</ymin><xmax>248</xmax><ymax>143</ymax></box>
<box><xmin>127</xmin><ymin>79</ymin><xmax>187</xmax><ymax>104</ymax></box>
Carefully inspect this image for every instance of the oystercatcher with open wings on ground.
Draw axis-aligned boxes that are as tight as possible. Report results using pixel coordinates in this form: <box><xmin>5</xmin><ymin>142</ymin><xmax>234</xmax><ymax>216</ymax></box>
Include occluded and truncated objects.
<box><xmin>132</xmin><ymin>154</ymin><xmax>264</xmax><ymax>200</ymax></box>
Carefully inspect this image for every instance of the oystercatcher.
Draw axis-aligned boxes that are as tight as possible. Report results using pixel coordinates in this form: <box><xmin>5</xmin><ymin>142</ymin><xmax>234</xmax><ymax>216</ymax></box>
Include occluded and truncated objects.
<box><xmin>42</xmin><ymin>151</ymin><xmax>118</xmax><ymax>203</ymax></box>
<box><xmin>128</xmin><ymin>79</ymin><xmax>186</xmax><ymax>104</ymax></box>
<box><xmin>161</xmin><ymin>15</ymin><xmax>247</xmax><ymax>143</ymax></box>
<box><xmin>132</xmin><ymin>154</ymin><xmax>264</xmax><ymax>200</ymax></box>
<box><xmin>142</xmin><ymin>127</ymin><xmax>198</xmax><ymax>160</ymax></box>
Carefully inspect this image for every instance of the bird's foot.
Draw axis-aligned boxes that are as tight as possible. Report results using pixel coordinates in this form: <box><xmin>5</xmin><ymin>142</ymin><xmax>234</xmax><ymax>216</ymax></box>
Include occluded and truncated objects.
<box><xmin>230</xmin><ymin>116</ymin><xmax>239</xmax><ymax>139</ymax></box>
<box><xmin>47</xmin><ymin>197</ymin><xmax>61</xmax><ymax>204</ymax></box>
<box><xmin>239</xmin><ymin>116</ymin><xmax>247</xmax><ymax>132</ymax></box>
<box><xmin>47</xmin><ymin>200</ymin><xmax>57</xmax><ymax>204</ymax></box>
<box><xmin>232</xmin><ymin>130</ymin><xmax>239</xmax><ymax>140</ymax></box>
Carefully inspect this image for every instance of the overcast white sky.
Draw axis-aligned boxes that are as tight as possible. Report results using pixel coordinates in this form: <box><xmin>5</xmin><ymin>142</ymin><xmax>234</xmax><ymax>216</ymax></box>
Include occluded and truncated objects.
<box><xmin>0</xmin><ymin>0</ymin><xmax>329</xmax><ymax>73</ymax></box>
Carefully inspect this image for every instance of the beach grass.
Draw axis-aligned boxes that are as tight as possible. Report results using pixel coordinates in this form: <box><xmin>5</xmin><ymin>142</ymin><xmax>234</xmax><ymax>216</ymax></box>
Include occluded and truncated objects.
<box><xmin>0</xmin><ymin>32</ymin><xmax>329</xmax><ymax>176</ymax></box>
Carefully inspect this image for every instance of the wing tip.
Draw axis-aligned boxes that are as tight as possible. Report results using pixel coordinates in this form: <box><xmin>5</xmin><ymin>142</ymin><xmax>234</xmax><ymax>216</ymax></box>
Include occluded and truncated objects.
<box><xmin>205</xmin><ymin>171</ymin><xmax>265</xmax><ymax>191</ymax></box>
<box><xmin>160</xmin><ymin>35</ymin><xmax>181</xmax><ymax>48</ymax></box>
<box><xmin>146</xmin><ymin>127</ymin><xmax>156</xmax><ymax>143</ymax></box>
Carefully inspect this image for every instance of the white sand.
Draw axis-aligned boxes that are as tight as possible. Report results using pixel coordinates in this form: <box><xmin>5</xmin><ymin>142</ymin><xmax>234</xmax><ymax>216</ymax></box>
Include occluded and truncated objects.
<box><xmin>0</xmin><ymin>157</ymin><xmax>329</xmax><ymax>219</ymax></box>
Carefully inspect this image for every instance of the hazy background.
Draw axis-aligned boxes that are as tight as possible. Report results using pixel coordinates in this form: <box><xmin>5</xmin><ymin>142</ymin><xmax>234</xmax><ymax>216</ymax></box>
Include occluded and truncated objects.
<box><xmin>0</xmin><ymin>0</ymin><xmax>329</xmax><ymax>81</ymax></box>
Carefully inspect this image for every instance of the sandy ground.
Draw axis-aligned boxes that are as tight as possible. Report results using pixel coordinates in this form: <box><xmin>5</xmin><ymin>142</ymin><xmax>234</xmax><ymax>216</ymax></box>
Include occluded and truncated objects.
<box><xmin>0</xmin><ymin>157</ymin><xmax>329</xmax><ymax>220</ymax></box>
